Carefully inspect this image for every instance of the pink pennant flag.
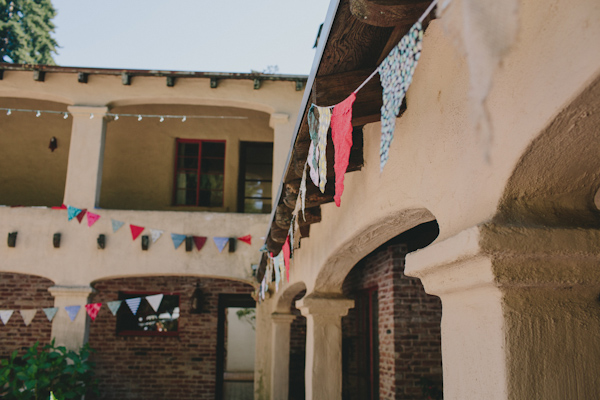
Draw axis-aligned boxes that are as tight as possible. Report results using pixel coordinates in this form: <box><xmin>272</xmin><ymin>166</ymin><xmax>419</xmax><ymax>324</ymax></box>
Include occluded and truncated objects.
<box><xmin>331</xmin><ymin>93</ymin><xmax>356</xmax><ymax>207</ymax></box>
<box><xmin>237</xmin><ymin>235</ymin><xmax>252</xmax><ymax>245</ymax></box>
<box><xmin>51</xmin><ymin>204</ymin><xmax>67</xmax><ymax>210</ymax></box>
<box><xmin>282</xmin><ymin>236</ymin><xmax>291</xmax><ymax>283</ymax></box>
<box><xmin>130</xmin><ymin>224</ymin><xmax>145</xmax><ymax>241</ymax></box>
<box><xmin>87</xmin><ymin>212</ymin><xmax>100</xmax><ymax>227</ymax></box>
<box><xmin>84</xmin><ymin>303</ymin><xmax>102</xmax><ymax>321</ymax></box>
<box><xmin>76</xmin><ymin>208</ymin><xmax>87</xmax><ymax>224</ymax></box>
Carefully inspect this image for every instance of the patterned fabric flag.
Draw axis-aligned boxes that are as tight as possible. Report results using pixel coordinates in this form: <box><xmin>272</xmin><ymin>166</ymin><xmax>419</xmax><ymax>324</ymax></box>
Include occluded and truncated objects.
<box><xmin>213</xmin><ymin>237</ymin><xmax>229</xmax><ymax>253</ymax></box>
<box><xmin>171</xmin><ymin>233</ymin><xmax>186</xmax><ymax>249</ymax></box>
<box><xmin>193</xmin><ymin>236</ymin><xmax>207</xmax><ymax>251</ymax></box>
<box><xmin>150</xmin><ymin>229</ymin><xmax>164</xmax><ymax>243</ymax></box>
<box><xmin>111</xmin><ymin>219</ymin><xmax>125</xmax><ymax>233</ymax></box>
<box><xmin>43</xmin><ymin>307</ymin><xmax>58</xmax><ymax>322</ymax></box>
<box><xmin>125</xmin><ymin>298</ymin><xmax>141</xmax><ymax>315</ymax></box>
<box><xmin>300</xmin><ymin>162</ymin><xmax>308</xmax><ymax>220</ymax></box>
<box><xmin>146</xmin><ymin>294</ymin><xmax>163</xmax><ymax>312</ymax></box>
<box><xmin>378</xmin><ymin>21</ymin><xmax>423</xmax><ymax>171</ymax></box>
<box><xmin>237</xmin><ymin>235</ymin><xmax>251</xmax><ymax>245</ymax></box>
<box><xmin>130</xmin><ymin>224</ymin><xmax>144</xmax><ymax>240</ymax></box>
<box><xmin>274</xmin><ymin>255</ymin><xmax>281</xmax><ymax>289</ymax></box>
<box><xmin>106</xmin><ymin>300</ymin><xmax>122</xmax><ymax>316</ymax></box>
<box><xmin>307</xmin><ymin>141</ymin><xmax>319</xmax><ymax>187</ymax></box>
<box><xmin>85</xmin><ymin>303</ymin><xmax>102</xmax><ymax>321</ymax></box>
<box><xmin>316</xmin><ymin>106</ymin><xmax>332</xmax><ymax>193</ymax></box>
<box><xmin>331</xmin><ymin>93</ymin><xmax>356</xmax><ymax>207</ymax></box>
<box><xmin>87</xmin><ymin>212</ymin><xmax>100</xmax><ymax>227</ymax></box>
<box><xmin>20</xmin><ymin>309</ymin><xmax>37</xmax><ymax>326</ymax></box>
<box><xmin>65</xmin><ymin>305</ymin><xmax>80</xmax><ymax>322</ymax></box>
<box><xmin>67</xmin><ymin>205</ymin><xmax>82</xmax><ymax>221</ymax></box>
<box><xmin>282</xmin><ymin>236</ymin><xmax>291</xmax><ymax>282</ymax></box>
<box><xmin>0</xmin><ymin>310</ymin><xmax>13</xmax><ymax>325</ymax></box>
<box><xmin>76</xmin><ymin>208</ymin><xmax>87</xmax><ymax>223</ymax></box>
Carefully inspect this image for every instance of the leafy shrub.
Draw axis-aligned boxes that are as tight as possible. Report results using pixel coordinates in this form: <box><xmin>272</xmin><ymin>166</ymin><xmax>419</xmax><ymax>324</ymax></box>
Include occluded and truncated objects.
<box><xmin>0</xmin><ymin>340</ymin><xmax>98</xmax><ymax>400</ymax></box>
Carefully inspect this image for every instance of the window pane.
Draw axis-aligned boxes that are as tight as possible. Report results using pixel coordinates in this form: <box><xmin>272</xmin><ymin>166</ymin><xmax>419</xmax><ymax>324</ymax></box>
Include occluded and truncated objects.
<box><xmin>245</xmin><ymin>163</ymin><xmax>272</xmax><ymax>180</ymax></box>
<box><xmin>178</xmin><ymin>157</ymin><xmax>198</xmax><ymax>169</ymax></box>
<box><xmin>198</xmin><ymin>190</ymin><xmax>211</xmax><ymax>207</ymax></box>
<box><xmin>202</xmin><ymin>142</ymin><xmax>225</xmax><ymax>158</ymax></box>
<box><xmin>200</xmin><ymin>174</ymin><xmax>224</xmax><ymax>190</ymax></box>
<box><xmin>244</xmin><ymin>199</ymin><xmax>271</xmax><ymax>214</ymax></box>
<box><xmin>244</xmin><ymin>181</ymin><xmax>271</xmax><ymax>199</ymax></box>
<box><xmin>176</xmin><ymin>172</ymin><xmax>197</xmax><ymax>189</ymax></box>
<box><xmin>210</xmin><ymin>191</ymin><xmax>223</xmax><ymax>207</ymax></box>
<box><xmin>244</xmin><ymin>145</ymin><xmax>272</xmax><ymax>164</ymax></box>
<box><xmin>179</xmin><ymin>142</ymin><xmax>199</xmax><ymax>157</ymax></box>
<box><xmin>201</xmin><ymin>158</ymin><xmax>225</xmax><ymax>174</ymax></box>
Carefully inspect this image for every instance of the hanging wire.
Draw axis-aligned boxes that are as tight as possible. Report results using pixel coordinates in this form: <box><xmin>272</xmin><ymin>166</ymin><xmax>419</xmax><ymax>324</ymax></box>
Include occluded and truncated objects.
<box><xmin>0</xmin><ymin>108</ymin><xmax>249</xmax><ymax>120</ymax></box>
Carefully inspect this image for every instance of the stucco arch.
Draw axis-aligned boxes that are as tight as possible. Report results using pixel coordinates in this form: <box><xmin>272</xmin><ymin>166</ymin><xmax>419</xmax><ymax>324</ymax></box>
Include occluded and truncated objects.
<box><xmin>90</xmin><ymin>273</ymin><xmax>255</xmax><ymax>288</ymax></box>
<box><xmin>0</xmin><ymin>91</ymin><xmax>73</xmax><ymax>106</ymax></box>
<box><xmin>0</xmin><ymin>270</ymin><xmax>56</xmax><ymax>286</ymax></box>
<box><xmin>313</xmin><ymin>207</ymin><xmax>436</xmax><ymax>293</ymax></box>
<box><xmin>495</xmin><ymin>73</ymin><xmax>600</xmax><ymax>228</ymax></box>
<box><xmin>273</xmin><ymin>281</ymin><xmax>307</xmax><ymax>314</ymax></box>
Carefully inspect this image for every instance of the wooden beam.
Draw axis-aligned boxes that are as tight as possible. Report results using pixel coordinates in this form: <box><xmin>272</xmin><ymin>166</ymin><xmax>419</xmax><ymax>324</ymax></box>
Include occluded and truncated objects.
<box><xmin>253</xmin><ymin>78</ymin><xmax>261</xmax><ymax>90</ymax></box>
<box><xmin>350</xmin><ymin>0</ymin><xmax>431</xmax><ymax>27</ymax></box>
<box><xmin>283</xmin><ymin>179</ymin><xmax>335</xmax><ymax>209</ymax></box>
<box><xmin>276</xmin><ymin>204</ymin><xmax>321</xmax><ymax>230</ymax></box>
<box><xmin>166</xmin><ymin>76</ymin><xmax>175</xmax><ymax>87</ymax></box>
<box><xmin>33</xmin><ymin>71</ymin><xmax>45</xmax><ymax>82</ymax></box>
<box><xmin>210</xmin><ymin>77</ymin><xmax>218</xmax><ymax>88</ymax></box>
<box><xmin>270</xmin><ymin>221</ymin><xmax>288</xmax><ymax>243</ymax></box>
<box><xmin>77</xmin><ymin>72</ymin><xmax>88</xmax><ymax>83</ymax></box>
<box><xmin>121</xmin><ymin>72</ymin><xmax>131</xmax><ymax>85</ymax></box>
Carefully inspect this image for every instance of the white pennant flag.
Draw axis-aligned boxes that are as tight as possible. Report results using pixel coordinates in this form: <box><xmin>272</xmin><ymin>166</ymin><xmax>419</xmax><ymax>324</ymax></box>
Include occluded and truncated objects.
<box><xmin>145</xmin><ymin>294</ymin><xmax>164</xmax><ymax>313</ymax></box>
<box><xmin>150</xmin><ymin>229</ymin><xmax>164</xmax><ymax>243</ymax></box>
<box><xmin>20</xmin><ymin>309</ymin><xmax>37</xmax><ymax>326</ymax></box>
<box><xmin>0</xmin><ymin>310</ymin><xmax>14</xmax><ymax>325</ymax></box>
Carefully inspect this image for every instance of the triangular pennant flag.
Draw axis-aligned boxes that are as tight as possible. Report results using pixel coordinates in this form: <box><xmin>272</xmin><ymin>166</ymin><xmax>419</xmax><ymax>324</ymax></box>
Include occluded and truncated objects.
<box><xmin>125</xmin><ymin>297</ymin><xmax>141</xmax><ymax>315</ymax></box>
<box><xmin>67</xmin><ymin>205</ymin><xmax>82</xmax><ymax>221</ymax></box>
<box><xmin>171</xmin><ymin>233</ymin><xmax>186</xmax><ymax>249</ymax></box>
<box><xmin>106</xmin><ymin>300</ymin><xmax>122</xmax><ymax>316</ymax></box>
<box><xmin>111</xmin><ymin>219</ymin><xmax>125</xmax><ymax>233</ymax></box>
<box><xmin>76</xmin><ymin>208</ymin><xmax>87</xmax><ymax>224</ymax></box>
<box><xmin>150</xmin><ymin>229</ymin><xmax>164</xmax><ymax>243</ymax></box>
<box><xmin>316</xmin><ymin>106</ymin><xmax>332</xmax><ymax>193</ymax></box>
<box><xmin>20</xmin><ymin>309</ymin><xmax>37</xmax><ymax>326</ymax></box>
<box><xmin>85</xmin><ymin>303</ymin><xmax>102</xmax><ymax>321</ymax></box>
<box><xmin>331</xmin><ymin>93</ymin><xmax>356</xmax><ymax>207</ymax></box>
<box><xmin>193</xmin><ymin>236</ymin><xmax>207</xmax><ymax>251</ymax></box>
<box><xmin>213</xmin><ymin>237</ymin><xmax>229</xmax><ymax>253</ymax></box>
<box><xmin>87</xmin><ymin>212</ymin><xmax>101</xmax><ymax>227</ymax></box>
<box><xmin>43</xmin><ymin>307</ymin><xmax>58</xmax><ymax>322</ymax></box>
<box><xmin>130</xmin><ymin>224</ymin><xmax>144</xmax><ymax>241</ymax></box>
<box><xmin>64</xmin><ymin>305</ymin><xmax>80</xmax><ymax>322</ymax></box>
<box><xmin>282</xmin><ymin>236</ymin><xmax>291</xmax><ymax>283</ymax></box>
<box><xmin>145</xmin><ymin>294</ymin><xmax>164</xmax><ymax>313</ymax></box>
<box><xmin>0</xmin><ymin>310</ymin><xmax>13</xmax><ymax>325</ymax></box>
<box><xmin>237</xmin><ymin>235</ymin><xmax>252</xmax><ymax>245</ymax></box>
<box><xmin>51</xmin><ymin>204</ymin><xmax>67</xmax><ymax>210</ymax></box>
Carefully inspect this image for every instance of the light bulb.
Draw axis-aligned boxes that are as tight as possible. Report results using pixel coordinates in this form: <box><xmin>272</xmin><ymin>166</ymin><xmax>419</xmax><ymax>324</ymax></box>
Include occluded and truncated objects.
<box><xmin>182</xmin><ymin>116</ymin><xmax>187</xmax><ymax>122</ymax></box>
<box><xmin>160</xmin><ymin>116</ymin><xmax>164</xmax><ymax>122</ymax></box>
<box><xmin>36</xmin><ymin>110</ymin><xmax>41</xmax><ymax>117</ymax></box>
<box><xmin>138</xmin><ymin>115</ymin><xmax>142</xmax><ymax>121</ymax></box>
<box><xmin>90</xmin><ymin>113</ymin><xmax>94</xmax><ymax>119</ymax></box>
<box><xmin>6</xmin><ymin>109</ymin><xmax>11</xmax><ymax>116</ymax></box>
<box><xmin>114</xmin><ymin>115</ymin><xmax>119</xmax><ymax>121</ymax></box>
<box><xmin>63</xmin><ymin>112</ymin><xmax>68</xmax><ymax>119</ymax></box>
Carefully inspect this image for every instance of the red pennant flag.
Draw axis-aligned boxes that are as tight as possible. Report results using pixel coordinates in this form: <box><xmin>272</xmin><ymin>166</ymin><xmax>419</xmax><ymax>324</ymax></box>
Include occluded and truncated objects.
<box><xmin>76</xmin><ymin>209</ymin><xmax>87</xmax><ymax>223</ymax></box>
<box><xmin>331</xmin><ymin>93</ymin><xmax>356</xmax><ymax>207</ymax></box>
<box><xmin>84</xmin><ymin>303</ymin><xmax>102</xmax><ymax>322</ymax></box>
<box><xmin>130</xmin><ymin>225</ymin><xmax>144</xmax><ymax>241</ymax></box>
<box><xmin>193</xmin><ymin>236</ymin><xmax>207</xmax><ymax>251</ymax></box>
<box><xmin>87</xmin><ymin>212</ymin><xmax>100</xmax><ymax>227</ymax></box>
<box><xmin>237</xmin><ymin>235</ymin><xmax>252</xmax><ymax>245</ymax></box>
<box><xmin>282</xmin><ymin>236</ymin><xmax>291</xmax><ymax>282</ymax></box>
<box><xmin>51</xmin><ymin>204</ymin><xmax>67</xmax><ymax>210</ymax></box>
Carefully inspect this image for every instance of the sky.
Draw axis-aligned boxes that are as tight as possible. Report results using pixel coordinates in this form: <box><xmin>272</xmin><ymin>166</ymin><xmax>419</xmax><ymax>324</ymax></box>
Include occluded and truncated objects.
<box><xmin>51</xmin><ymin>0</ymin><xmax>331</xmax><ymax>75</ymax></box>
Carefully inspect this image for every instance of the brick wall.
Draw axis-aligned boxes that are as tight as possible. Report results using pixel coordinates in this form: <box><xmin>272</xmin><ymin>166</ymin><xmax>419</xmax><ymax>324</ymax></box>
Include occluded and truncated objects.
<box><xmin>0</xmin><ymin>272</ymin><xmax>55</xmax><ymax>358</ymax></box>
<box><xmin>342</xmin><ymin>243</ymin><xmax>443</xmax><ymax>400</ymax></box>
<box><xmin>88</xmin><ymin>276</ymin><xmax>254</xmax><ymax>400</ymax></box>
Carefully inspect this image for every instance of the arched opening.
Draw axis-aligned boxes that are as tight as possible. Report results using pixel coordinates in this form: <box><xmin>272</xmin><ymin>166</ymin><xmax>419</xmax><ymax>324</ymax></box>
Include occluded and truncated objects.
<box><xmin>341</xmin><ymin>221</ymin><xmax>442</xmax><ymax>400</ymax></box>
<box><xmin>0</xmin><ymin>98</ymin><xmax>71</xmax><ymax>207</ymax></box>
<box><xmin>88</xmin><ymin>275</ymin><xmax>255</xmax><ymax>400</ymax></box>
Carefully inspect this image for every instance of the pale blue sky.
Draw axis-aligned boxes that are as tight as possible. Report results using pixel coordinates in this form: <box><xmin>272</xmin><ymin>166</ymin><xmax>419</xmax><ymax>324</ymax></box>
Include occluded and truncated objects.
<box><xmin>51</xmin><ymin>1</ymin><xmax>330</xmax><ymax>75</ymax></box>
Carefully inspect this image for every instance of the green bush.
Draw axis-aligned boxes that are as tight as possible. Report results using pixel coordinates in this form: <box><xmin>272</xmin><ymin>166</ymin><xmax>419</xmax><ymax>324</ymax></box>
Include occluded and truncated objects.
<box><xmin>0</xmin><ymin>340</ymin><xmax>98</xmax><ymax>400</ymax></box>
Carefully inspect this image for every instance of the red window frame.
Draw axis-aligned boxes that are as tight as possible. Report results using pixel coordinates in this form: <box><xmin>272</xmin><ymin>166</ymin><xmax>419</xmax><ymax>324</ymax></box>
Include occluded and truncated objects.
<box><xmin>116</xmin><ymin>291</ymin><xmax>181</xmax><ymax>337</ymax></box>
<box><xmin>172</xmin><ymin>139</ymin><xmax>226</xmax><ymax>207</ymax></box>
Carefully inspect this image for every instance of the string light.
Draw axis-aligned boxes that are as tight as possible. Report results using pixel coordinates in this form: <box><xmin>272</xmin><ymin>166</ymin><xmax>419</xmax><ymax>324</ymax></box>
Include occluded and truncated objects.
<box><xmin>182</xmin><ymin>116</ymin><xmax>186</xmax><ymax>122</ymax></box>
<box><xmin>138</xmin><ymin>115</ymin><xmax>143</xmax><ymax>121</ymax></box>
<box><xmin>90</xmin><ymin>113</ymin><xmax>94</xmax><ymax>119</ymax></box>
<box><xmin>36</xmin><ymin>110</ymin><xmax>41</xmax><ymax>117</ymax></box>
<box><xmin>63</xmin><ymin>112</ymin><xmax>68</xmax><ymax>119</ymax></box>
<box><xmin>160</xmin><ymin>116</ymin><xmax>164</xmax><ymax>122</ymax></box>
<box><xmin>6</xmin><ymin>109</ymin><xmax>11</xmax><ymax>116</ymax></box>
<box><xmin>114</xmin><ymin>114</ymin><xmax>119</xmax><ymax>121</ymax></box>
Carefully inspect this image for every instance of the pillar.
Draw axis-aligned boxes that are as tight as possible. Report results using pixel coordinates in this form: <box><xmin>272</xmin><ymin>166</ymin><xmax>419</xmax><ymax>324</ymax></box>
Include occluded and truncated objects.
<box><xmin>269</xmin><ymin>112</ymin><xmax>291</xmax><ymax>200</ymax></box>
<box><xmin>63</xmin><ymin>105</ymin><xmax>108</xmax><ymax>209</ymax></box>
<box><xmin>270</xmin><ymin>313</ymin><xmax>297</xmax><ymax>400</ymax></box>
<box><xmin>405</xmin><ymin>223</ymin><xmax>600</xmax><ymax>400</ymax></box>
<box><xmin>296</xmin><ymin>295</ymin><xmax>354</xmax><ymax>400</ymax></box>
<box><xmin>48</xmin><ymin>285</ymin><xmax>94</xmax><ymax>351</ymax></box>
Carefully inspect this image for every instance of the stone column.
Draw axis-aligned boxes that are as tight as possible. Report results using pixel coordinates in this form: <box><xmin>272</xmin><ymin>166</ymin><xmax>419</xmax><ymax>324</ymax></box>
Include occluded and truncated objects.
<box><xmin>405</xmin><ymin>224</ymin><xmax>600</xmax><ymax>400</ymax></box>
<box><xmin>48</xmin><ymin>285</ymin><xmax>94</xmax><ymax>351</ymax></box>
<box><xmin>63</xmin><ymin>106</ymin><xmax>109</xmax><ymax>209</ymax></box>
<box><xmin>296</xmin><ymin>295</ymin><xmax>354</xmax><ymax>400</ymax></box>
<box><xmin>270</xmin><ymin>313</ymin><xmax>297</xmax><ymax>400</ymax></box>
<box><xmin>269</xmin><ymin>112</ymin><xmax>291</xmax><ymax>201</ymax></box>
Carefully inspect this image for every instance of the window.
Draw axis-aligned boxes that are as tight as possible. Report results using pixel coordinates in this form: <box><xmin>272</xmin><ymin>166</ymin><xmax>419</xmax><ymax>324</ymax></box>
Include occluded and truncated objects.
<box><xmin>237</xmin><ymin>142</ymin><xmax>273</xmax><ymax>213</ymax></box>
<box><xmin>116</xmin><ymin>292</ymin><xmax>180</xmax><ymax>337</ymax></box>
<box><xmin>174</xmin><ymin>139</ymin><xmax>225</xmax><ymax>207</ymax></box>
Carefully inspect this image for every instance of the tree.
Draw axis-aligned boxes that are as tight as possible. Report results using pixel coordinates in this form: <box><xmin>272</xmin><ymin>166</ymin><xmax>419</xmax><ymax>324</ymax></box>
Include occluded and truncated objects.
<box><xmin>0</xmin><ymin>0</ymin><xmax>58</xmax><ymax>64</ymax></box>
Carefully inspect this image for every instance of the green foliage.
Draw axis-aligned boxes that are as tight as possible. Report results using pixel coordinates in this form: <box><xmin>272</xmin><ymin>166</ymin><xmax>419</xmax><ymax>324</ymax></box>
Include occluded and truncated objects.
<box><xmin>0</xmin><ymin>340</ymin><xmax>98</xmax><ymax>400</ymax></box>
<box><xmin>0</xmin><ymin>0</ymin><xmax>58</xmax><ymax>64</ymax></box>
<box><xmin>235</xmin><ymin>307</ymin><xmax>256</xmax><ymax>330</ymax></box>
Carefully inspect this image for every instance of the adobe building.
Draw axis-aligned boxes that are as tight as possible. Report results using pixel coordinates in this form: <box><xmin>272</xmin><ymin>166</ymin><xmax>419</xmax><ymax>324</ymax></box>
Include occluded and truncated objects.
<box><xmin>254</xmin><ymin>0</ymin><xmax>600</xmax><ymax>399</ymax></box>
<box><xmin>0</xmin><ymin>63</ymin><xmax>305</xmax><ymax>399</ymax></box>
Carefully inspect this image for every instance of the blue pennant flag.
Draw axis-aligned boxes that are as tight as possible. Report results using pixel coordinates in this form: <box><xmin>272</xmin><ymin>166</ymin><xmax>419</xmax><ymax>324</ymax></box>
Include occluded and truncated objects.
<box><xmin>171</xmin><ymin>233</ymin><xmax>186</xmax><ymax>249</ymax></box>
<box><xmin>64</xmin><ymin>305</ymin><xmax>80</xmax><ymax>321</ymax></box>
<box><xmin>125</xmin><ymin>298</ymin><xmax>141</xmax><ymax>315</ymax></box>
<box><xmin>111</xmin><ymin>219</ymin><xmax>125</xmax><ymax>233</ymax></box>
<box><xmin>213</xmin><ymin>237</ymin><xmax>229</xmax><ymax>253</ymax></box>
<box><xmin>67</xmin><ymin>206</ymin><xmax>82</xmax><ymax>221</ymax></box>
